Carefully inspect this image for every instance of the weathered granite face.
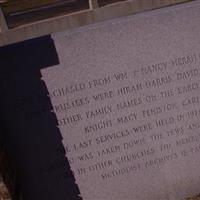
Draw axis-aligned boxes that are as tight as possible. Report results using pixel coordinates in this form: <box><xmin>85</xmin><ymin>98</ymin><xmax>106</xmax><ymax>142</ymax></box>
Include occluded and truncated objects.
<box><xmin>1</xmin><ymin>1</ymin><xmax>200</xmax><ymax>200</ymax></box>
<box><xmin>41</xmin><ymin>1</ymin><xmax>200</xmax><ymax>200</ymax></box>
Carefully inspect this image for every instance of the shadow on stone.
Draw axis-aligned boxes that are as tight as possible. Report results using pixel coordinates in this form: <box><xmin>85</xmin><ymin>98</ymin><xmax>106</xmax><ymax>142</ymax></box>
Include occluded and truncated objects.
<box><xmin>0</xmin><ymin>36</ymin><xmax>82</xmax><ymax>200</ymax></box>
